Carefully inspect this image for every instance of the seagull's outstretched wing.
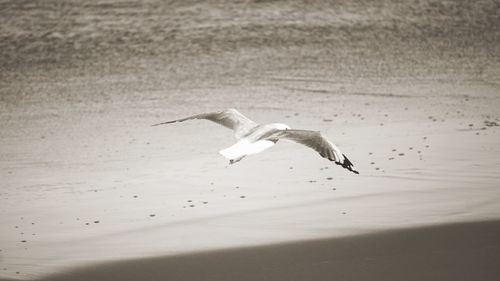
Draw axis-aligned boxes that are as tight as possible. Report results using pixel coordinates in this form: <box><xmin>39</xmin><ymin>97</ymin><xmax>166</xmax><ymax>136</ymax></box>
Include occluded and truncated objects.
<box><xmin>268</xmin><ymin>129</ymin><xmax>359</xmax><ymax>174</ymax></box>
<box><xmin>152</xmin><ymin>108</ymin><xmax>257</xmax><ymax>138</ymax></box>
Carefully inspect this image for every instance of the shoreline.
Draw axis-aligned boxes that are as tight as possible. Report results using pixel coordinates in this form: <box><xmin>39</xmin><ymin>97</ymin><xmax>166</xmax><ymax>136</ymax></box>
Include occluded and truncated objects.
<box><xmin>37</xmin><ymin>219</ymin><xmax>500</xmax><ymax>281</ymax></box>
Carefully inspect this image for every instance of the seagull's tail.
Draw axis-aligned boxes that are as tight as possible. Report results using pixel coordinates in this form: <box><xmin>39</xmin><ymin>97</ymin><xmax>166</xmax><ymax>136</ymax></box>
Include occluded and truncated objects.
<box><xmin>336</xmin><ymin>154</ymin><xmax>359</xmax><ymax>174</ymax></box>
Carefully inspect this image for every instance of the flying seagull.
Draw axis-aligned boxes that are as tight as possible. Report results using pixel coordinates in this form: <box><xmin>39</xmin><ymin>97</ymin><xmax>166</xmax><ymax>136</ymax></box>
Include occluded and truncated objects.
<box><xmin>152</xmin><ymin>109</ymin><xmax>359</xmax><ymax>174</ymax></box>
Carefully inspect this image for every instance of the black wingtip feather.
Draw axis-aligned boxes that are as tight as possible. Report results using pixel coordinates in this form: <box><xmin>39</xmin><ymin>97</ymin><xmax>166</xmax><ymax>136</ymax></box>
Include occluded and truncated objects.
<box><xmin>337</xmin><ymin>154</ymin><xmax>359</xmax><ymax>174</ymax></box>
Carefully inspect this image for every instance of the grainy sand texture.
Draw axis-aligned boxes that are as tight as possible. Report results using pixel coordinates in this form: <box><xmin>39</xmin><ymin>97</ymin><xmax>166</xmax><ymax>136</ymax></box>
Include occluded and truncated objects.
<box><xmin>1</xmin><ymin>0</ymin><xmax>500</xmax><ymax>280</ymax></box>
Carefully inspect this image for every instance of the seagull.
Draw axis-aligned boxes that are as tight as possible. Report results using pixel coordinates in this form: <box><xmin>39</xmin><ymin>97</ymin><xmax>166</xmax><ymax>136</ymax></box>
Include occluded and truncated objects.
<box><xmin>152</xmin><ymin>109</ymin><xmax>359</xmax><ymax>174</ymax></box>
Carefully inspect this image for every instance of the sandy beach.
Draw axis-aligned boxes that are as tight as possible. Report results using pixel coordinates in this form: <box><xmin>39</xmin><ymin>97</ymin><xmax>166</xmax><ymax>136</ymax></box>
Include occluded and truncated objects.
<box><xmin>39</xmin><ymin>220</ymin><xmax>500</xmax><ymax>281</ymax></box>
<box><xmin>1</xmin><ymin>0</ymin><xmax>500</xmax><ymax>280</ymax></box>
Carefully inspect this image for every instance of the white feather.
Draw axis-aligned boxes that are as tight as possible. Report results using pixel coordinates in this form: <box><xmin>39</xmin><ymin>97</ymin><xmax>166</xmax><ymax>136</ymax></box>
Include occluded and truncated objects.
<box><xmin>219</xmin><ymin>139</ymin><xmax>275</xmax><ymax>160</ymax></box>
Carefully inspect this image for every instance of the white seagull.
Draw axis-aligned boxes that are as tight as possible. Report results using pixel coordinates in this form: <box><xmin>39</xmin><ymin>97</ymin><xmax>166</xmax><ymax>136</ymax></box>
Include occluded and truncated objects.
<box><xmin>152</xmin><ymin>109</ymin><xmax>359</xmax><ymax>174</ymax></box>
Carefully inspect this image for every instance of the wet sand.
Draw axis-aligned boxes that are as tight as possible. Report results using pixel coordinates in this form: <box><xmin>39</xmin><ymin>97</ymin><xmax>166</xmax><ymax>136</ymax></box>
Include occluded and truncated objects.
<box><xmin>39</xmin><ymin>220</ymin><xmax>500</xmax><ymax>281</ymax></box>
<box><xmin>1</xmin><ymin>0</ymin><xmax>500</xmax><ymax>280</ymax></box>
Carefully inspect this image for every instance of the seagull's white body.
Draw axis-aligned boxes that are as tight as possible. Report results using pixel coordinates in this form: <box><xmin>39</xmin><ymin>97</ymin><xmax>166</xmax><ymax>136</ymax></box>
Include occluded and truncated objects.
<box><xmin>219</xmin><ymin>123</ymin><xmax>289</xmax><ymax>161</ymax></box>
<box><xmin>152</xmin><ymin>109</ymin><xmax>358</xmax><ymax>174</ymax></box>
<box><xmin>219</xmin><ymin>138</ymin><xmax>275</xmax><ymax>160</ymax></box>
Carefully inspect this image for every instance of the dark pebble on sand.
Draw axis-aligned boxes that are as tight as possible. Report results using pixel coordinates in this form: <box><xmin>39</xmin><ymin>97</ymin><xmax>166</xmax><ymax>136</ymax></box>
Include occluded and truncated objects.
<box><xmin>133</xmin><ymin>195</ymin><xmax>138</xmax><ymax>198</ymax></box>
<box><xmin>398</xmin><ymin>153</ymin><xmax>405</xmax><ymax>156</ymax></box>
<box><xmin>203</xmin><ymin>201</ymin><xmax>208</xmax><ymax>204</ymax></box>
<box><xmin>409</xmin><ymin>147</ymin><xmax>413</xmax><ymax>150</ymax></box>
<box><xmin>85</xmin><ymin>223</ymin><xmax>89</xmax><ymax>225</ymax></box>
<box><xmin>190</xmin><ymin>205</ymin><xmax>195</xmax><ymax>207</ymax></box>
<box><xmin>309</xmin><ymin>180</ymin><xmax>316</xmax><ymax>183</ymax></box>
<box><xmin>392</xmin><ymin>149</ymin><xmax>396</xmax><ymax>151</ymax></box>
<box><xmin>240</xmin><ymin>196</ymin><xmax>246</xmax><ymax>199</ymax></box>
<box><xmin>370</xmin><ymin>162</ymin><xmax>375</xmax><ymax>164</ymax></box>
<box><xmin>20</xmin><ymin>240</ymin><xmax>27</xmax><ymax>243</ymax></box>
<box><xmin>187</xmin><ymin>200</ymin><xmax>192</xmax><ymax>202</ymax></box>
<box><xmin>289</xmin><ymin>166</ymin><xmax>293</xmax><ymax>169</ymax></box>
<box><xmin>369</xmin><ymin>152</ymin><xmax>373</xmax><ymax>155</ymax></box>
<box><xmin>375</xmin><ymin>167</ymin><xmax>380</xmax><ymax>170</ymax></box>
<box><xmin>326</xmin><ymin>177</ymin><xmax>333</xmax><ymax>180</ymax></box>
<box><xmin>94</xmin><ymin>221</ymin><xmax>99</xmax><ymax>224</ymax></box>
<box><xmin>342</xmin><ymin>212</ymin><xmax>347</xmax><ymax>215</ymax></box>
<box><xmin>388</xmin><ymin>157</ymin><xmax>394</xmax><ymax>160</ymax></box>
<box><xmin>149</xmin><ymin>214</ymin><xmax>156</xmax><ymax>217</ymax></box>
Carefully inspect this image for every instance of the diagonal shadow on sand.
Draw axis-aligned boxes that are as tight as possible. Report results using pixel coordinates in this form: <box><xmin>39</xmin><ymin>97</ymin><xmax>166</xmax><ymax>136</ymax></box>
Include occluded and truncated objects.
<box><xmin>37</xmin><ymin>220</ymin><xmax>500</xmax><ymax>281</ymax></box>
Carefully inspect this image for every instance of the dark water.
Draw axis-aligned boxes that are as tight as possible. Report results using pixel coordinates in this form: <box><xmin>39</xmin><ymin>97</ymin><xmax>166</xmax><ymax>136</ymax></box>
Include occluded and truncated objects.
<box><xmin>1</xmin><ymin>0</ymin><xmax>499</xmax><ymax>79</ymax></box>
